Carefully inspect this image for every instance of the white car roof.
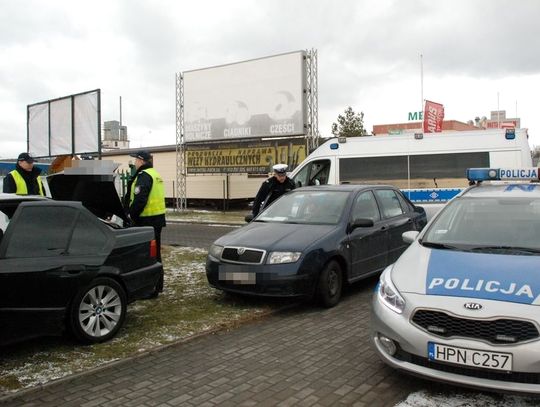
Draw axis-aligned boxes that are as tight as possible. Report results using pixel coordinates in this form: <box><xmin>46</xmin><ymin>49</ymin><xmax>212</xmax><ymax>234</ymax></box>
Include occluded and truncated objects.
<box><xmin>461</xmin><ymin>182</ymin><xmax>540</xmax><ymax>199</ymax></box>
<box><xmin>0</xmin><ymin>193</ymin><xmax>49</xmax><ymax>202</ymax></box>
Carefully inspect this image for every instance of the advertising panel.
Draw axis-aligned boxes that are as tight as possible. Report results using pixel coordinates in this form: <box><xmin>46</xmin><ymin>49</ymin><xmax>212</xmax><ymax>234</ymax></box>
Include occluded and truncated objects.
<box><xmin>28</xmin><ymin>89</ymin><xmax>100</xmax><ymax>157</ymax></box>
<box><xmin>183</xmin><ymin>51</ymin><xmax>306</xmax><ymax>142</ymax></box>
<box><xmin>186</xmin><ymin>138</ymin><xmax>307</xmax><ymax>174</ymax></box>
<box><xmin>423</xmin><ymin>100</ymin><xmax>444</xmax><ymax>133</ymax></box>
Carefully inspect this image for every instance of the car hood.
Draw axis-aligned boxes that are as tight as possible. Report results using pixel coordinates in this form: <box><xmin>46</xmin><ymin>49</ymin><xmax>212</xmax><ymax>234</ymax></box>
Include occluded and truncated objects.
<box><xmin>392</xmin><ymin>242</ymin><xmax>540</xmax><ymax>305</ymax></box>
<box><xmin>47</xmin><ymin>160</ymin><xmax>127</xmax><ymax>223</ymax></box>
<box><xmin>214</xmin><ymin>222</ymin><xmax>337</xmax><ymax>252</ymax></box>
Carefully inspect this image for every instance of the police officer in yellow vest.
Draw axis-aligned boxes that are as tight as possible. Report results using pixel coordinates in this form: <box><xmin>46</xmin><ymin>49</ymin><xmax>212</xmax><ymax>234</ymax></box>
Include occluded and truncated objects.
<box><xmin>3</xmin><ymin>152</ymin><xmax>44</xmax><ymax>196</ymax></box>
<box><xmin>125</xmin><ymin>150</ymin><xmax>166</xmax><ymax>293</ymax></box>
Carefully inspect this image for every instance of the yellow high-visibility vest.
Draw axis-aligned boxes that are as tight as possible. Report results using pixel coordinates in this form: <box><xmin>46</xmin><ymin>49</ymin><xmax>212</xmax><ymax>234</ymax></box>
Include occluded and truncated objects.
<box><xmin>9</xmin><ymin>170</ymin><xmax>45</xmax><ymax>196</ymax></box>
<box><xmin>130</xmin><ymin>168</ymin><xmax>165</xmax><ymax>216</ymax></box>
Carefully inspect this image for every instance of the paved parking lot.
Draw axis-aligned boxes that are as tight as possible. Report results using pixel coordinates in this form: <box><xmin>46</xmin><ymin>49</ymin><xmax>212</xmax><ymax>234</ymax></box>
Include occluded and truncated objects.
<box><xmin>1</xmin><ymin>280</ymin><xmax>438</xmax><ymax>407</ymax></box>
<box><xmin>3</xmin><ymin>219</ymin><xmax>521</xmax><ymax>407</ymax></box>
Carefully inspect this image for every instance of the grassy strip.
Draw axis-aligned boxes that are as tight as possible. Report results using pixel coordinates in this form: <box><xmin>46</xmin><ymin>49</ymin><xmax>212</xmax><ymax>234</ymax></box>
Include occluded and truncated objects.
<box><xmin>0</xmin><ymin>246</ymin><xmax>287</xmax><ymax>394</ymax></box>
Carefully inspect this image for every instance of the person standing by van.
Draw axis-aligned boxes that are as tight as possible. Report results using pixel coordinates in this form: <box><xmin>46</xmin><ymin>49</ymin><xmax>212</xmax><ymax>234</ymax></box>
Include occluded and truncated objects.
<box><xmin>252</xmin><ymin>164</ymin><xmax>295</xmax><ymax>217</ymax></box>
<box><xmin>3</xmin><ymin>152</ymin><xmax>45</xmax><ymax>195</ymax></box>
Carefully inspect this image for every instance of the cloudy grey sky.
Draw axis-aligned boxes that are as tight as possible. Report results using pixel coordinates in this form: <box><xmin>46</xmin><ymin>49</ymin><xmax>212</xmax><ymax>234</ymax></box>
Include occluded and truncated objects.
<box><xmin>2</xmin><ymin>0</ymin><xmax>540</xmax><ymax>158</ymax></box>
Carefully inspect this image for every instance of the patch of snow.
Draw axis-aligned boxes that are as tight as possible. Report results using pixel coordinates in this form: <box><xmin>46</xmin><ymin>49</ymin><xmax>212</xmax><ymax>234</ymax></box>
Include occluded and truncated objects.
<box><xmin>396</xmin><ymin>390</ymin><xmax>539</xmax><ymax>407</ymax></box>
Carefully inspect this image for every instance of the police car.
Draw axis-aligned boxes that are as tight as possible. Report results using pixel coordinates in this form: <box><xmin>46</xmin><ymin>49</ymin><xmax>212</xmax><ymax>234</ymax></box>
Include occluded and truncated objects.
<box><xmin>371</xmin><ymin>167</ymin><xmax>540</xmax><ymax>393</ymax></box>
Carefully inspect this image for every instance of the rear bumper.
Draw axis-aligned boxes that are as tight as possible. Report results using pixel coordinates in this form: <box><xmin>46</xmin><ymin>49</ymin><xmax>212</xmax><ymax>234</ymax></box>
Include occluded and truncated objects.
<box><xmin>121</xmin><ymin>262</ymin><xmax>163</xmax><ymax>300</ymax></box>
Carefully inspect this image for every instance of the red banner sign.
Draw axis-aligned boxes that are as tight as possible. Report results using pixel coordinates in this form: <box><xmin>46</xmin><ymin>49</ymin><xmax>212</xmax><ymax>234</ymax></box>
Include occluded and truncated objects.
<box><xmin>423</xmin><ymin>100</ymin><xmax>444</xmax><ymax>133</ymax></box>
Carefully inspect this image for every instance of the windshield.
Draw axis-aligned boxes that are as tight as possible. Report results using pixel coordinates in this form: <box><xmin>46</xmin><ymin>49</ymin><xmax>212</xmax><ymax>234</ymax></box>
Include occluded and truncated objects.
<box><xmin>422</xmin><ymin>197</ymin><xmax>540</xmax><ymax>254</ymax></box>
<box><xmin>257</xmin><ymin>190</ymin><xmax>349</xmax><ymax>225</ymax></box>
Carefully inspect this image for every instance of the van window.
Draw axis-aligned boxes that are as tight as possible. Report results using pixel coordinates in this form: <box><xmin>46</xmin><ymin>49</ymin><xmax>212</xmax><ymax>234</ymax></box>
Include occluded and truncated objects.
<box><xmin>293</xmin><ymin>159</ymin><xmax>330</xmax><ymax>187</ymax></box>
<box><xmin>339</xmin><ymin>152</ymin><xmax>489</xmax><ymax>189</ymax></box>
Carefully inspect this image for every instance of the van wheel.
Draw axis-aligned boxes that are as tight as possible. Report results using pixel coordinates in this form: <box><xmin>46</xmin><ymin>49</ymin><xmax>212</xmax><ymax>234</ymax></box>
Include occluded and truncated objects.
<box><xmin>69</xmin><ymin>277</ymin><xmax>127</xmax><ymax>344</ymax></box>
<box><xmin>317</xmin><ymin>260</ymin><xmax>343</xmax><ymax>308</ymax></box>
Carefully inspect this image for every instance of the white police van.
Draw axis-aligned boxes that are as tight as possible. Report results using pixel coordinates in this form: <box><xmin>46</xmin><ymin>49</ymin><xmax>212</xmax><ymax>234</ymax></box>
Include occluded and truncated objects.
<box><xmin>290</xmin><ymin>129</ymin><xmax>532</xmax><ymax>204</ymax></box>
<box><xmin>371</xmin><ymin>167</ymin><xmax>540</xmax><ymax>393</ymax></box>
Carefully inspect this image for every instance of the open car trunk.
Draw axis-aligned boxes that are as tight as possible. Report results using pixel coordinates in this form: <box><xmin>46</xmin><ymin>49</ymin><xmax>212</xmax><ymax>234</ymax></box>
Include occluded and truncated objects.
<box><xmin>47</xmin><ymin>160</ymin><xmax>128</xmax><ymax>224</ymax></box>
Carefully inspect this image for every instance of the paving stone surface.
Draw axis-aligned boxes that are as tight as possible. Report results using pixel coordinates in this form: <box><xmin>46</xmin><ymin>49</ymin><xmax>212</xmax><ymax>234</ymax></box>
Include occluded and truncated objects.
<box><xmin>0</xmin><ymin>281</ymin><xmax>436</xmax><ymax>407</ymax></box>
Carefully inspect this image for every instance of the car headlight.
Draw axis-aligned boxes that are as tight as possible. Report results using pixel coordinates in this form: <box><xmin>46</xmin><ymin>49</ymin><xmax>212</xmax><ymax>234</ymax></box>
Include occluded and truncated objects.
<box><xmin>267</xmin><ymin>251</ymin><xmax>301</xmax><ymax>264</ymax></box>
<box><xmin>208</xmin><ymin>244</ymin><xmax>223</xmax><ymax>260</ymax></box>
<box><xmin>378</xmin><ymin>265</ymin><xmax>405</xmax><ymax>314</ymax></box>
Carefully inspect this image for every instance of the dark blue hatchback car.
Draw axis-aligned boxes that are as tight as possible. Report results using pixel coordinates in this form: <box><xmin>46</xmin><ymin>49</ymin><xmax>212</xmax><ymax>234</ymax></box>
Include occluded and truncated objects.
<box><xmin>206</xmin><ymin>185</ymin><xmax>427</xmax><ymax>307</ymax></box>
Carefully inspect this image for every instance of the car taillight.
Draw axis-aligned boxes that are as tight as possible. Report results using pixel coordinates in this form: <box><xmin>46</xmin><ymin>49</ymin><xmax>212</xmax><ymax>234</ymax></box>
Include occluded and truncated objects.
<box><xmin>150</xmin><ymin>239</ymin><xmax>157</xmax><ymax>258</ymax></box>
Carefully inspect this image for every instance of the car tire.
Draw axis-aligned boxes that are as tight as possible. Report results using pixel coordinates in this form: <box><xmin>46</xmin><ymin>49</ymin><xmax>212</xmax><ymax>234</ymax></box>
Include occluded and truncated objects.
<box><xmin>148</xmin><ymin>271</ymin><xmax>164</xmax><ymax>299</ymax></box>
<box><xmin>69</xmin><ymin>277</ymin><xmax>127</xmax><ymax>344</ymax></box>
<box><xmin>317</xmin><ymin>260</ymin><xmax>343</xmax><ymax>308</ymax></box>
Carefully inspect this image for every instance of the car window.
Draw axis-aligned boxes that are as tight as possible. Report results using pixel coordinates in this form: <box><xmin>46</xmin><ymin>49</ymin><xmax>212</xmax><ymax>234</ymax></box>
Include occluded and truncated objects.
<box><xmin>395</xmin><ymin>191</ymin><xmax>414</xmax><ymax>213</ymax></box>
<box><xmin>423</xmin><ymin>197</ymin><xmax>540</xmax><ymax>249</ymax></box>
<box><xmin>0</xmin><ymin>209</ymin><xmax>8</xmax><ymax>234</ymax></box>
<box><xmin>374</xmin><ymin>189</ymin><xmax>404</xmax><ymax>218</ymax></box>
<box><xmin>258</xmin><ymin>190</ymin><xmax>348</xmax><ymax>225</ymax></box>
<box><xmin>351</xmin><ymin>191</ymin><xmax>380</xmax><ymax>221</ymax></box>
<box><xmin>5</xmin><ymin>206</ymin><xmax>77</xmax><ymax>258</ymax></box>
<box><xmin>70</xmin><ymin>213</ymin><xmax>109</xmax><ymax>255</ymax></box>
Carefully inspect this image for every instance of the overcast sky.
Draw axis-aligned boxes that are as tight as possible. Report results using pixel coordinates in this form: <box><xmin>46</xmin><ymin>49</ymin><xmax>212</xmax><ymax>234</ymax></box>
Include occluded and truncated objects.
<box><xmin>2</xmin><ymin>0</ymin><xmax>540</xmax><ymax>159</ymax></box>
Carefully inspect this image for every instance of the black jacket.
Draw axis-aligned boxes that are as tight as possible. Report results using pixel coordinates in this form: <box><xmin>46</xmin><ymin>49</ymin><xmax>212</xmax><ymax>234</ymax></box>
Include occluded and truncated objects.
<box><xmin>252</xmin><ymin>176</ymin><xmax>295</xmax><ymax>216</ymax></box>
<box><xmin>125</xmin><ymin>163</ymin><xmax>166</xmax><ymax>228</ymax></box>
<box><xmin>2</xmin><ymin>164</ymin><xmax>43</xmax><ymax>195</ymax></box>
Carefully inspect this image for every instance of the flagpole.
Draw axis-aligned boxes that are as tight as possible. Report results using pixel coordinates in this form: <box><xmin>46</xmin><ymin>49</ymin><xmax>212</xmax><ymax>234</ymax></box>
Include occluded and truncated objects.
<box><xmin>497</xmin><ymin>92</ymin><xmax>500</xmax><ymax>128</ymax></box>
<box><xmin>420</xmin><ymin>54</ymin><xmax>424</xmax><ymax>120</ymax></box>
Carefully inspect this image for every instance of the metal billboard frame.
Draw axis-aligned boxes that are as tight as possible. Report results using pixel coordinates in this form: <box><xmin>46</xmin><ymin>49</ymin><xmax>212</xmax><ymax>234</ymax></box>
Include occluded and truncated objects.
<box><xmin>175</xmin><ymin>49</ymin><xmax>319</xmax><ymax>211</ymax></box>
<box><xmin>27</xmin><ymin>89</ymin><xmax>102</xmax><ymax>159</ymax></box>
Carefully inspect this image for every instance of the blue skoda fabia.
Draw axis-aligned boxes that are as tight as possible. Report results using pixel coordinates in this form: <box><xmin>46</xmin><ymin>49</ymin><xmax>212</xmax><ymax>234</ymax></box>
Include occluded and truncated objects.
<box><xmin>207</xmin><ymin>184</ymin><xmax>426</xmax><ymax>307</ymax></box>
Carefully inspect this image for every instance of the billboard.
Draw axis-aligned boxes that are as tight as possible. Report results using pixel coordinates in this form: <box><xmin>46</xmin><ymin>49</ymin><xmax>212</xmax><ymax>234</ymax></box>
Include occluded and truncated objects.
<box><xmin>28</xmin><ymin>89</ymin><xmax>100</xmax><ymax>157</ymax></box>
<box><xmin>183</xmin><ymin>51</ymin><xmax>306</xmax><ymax>143</ymax></box>
<box><xmin>185</xmin><ymin>138</ymin><xmax>307</xmax><ymax>174</ymax></box>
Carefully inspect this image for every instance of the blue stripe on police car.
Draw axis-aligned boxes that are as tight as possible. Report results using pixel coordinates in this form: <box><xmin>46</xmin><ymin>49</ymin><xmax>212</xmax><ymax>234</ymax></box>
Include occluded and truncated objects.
<box><xmin>425</xmin><ymin>250</ymin><xmax>540</xmax><ymax>304</ymax></box>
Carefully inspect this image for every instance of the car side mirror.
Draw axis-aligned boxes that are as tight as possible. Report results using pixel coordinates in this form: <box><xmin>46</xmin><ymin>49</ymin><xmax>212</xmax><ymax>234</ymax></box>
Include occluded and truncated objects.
<box><xmin>295</xmin><ymin>180</ymin><xmax>302</xmax><ymax>188</ymax></box>
<box><xmin>244</xmin><ymin>214</ymin><xmax>254</xmax><ymax>223</ymax></box>
<box><xmin>350</xmin><ymin>217</ymin><xmax>374</xmax><ymax>231</ymax></box>
<box><xmin>402</xmin><ymin>230</ymin><xmax>419</xmax><ymax>244</ymax></box>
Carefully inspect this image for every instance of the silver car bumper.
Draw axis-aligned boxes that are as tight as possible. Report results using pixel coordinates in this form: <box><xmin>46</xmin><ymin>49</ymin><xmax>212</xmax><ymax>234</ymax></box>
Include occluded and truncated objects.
<box><xmin>371</xmin><ymin>291</ymin><xmax>540</xmax><ymax>394</ymax></box>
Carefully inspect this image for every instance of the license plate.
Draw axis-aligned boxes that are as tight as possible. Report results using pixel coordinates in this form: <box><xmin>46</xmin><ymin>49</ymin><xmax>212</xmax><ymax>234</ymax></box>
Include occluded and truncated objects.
<box><xmin>428</xmin><ymin>342</ymin><xmax>512</xmax><ymax>371</ymax></box>
<box><xmin>218</xmin><ymin>269</ymin><xmax>256</xmax><ymax>285</ymax></box>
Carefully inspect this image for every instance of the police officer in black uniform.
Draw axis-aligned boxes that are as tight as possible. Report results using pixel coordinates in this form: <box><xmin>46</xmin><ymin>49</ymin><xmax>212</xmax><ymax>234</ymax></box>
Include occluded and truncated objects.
<box><xmin>3</xmin><ymin>153</ymin><xmax>45</xmax><ymax>195</ymax></box>
<box><xmin>252</xmin><ymin>164</ymin><xmax>295</xmax><ymax>217</ymax></box>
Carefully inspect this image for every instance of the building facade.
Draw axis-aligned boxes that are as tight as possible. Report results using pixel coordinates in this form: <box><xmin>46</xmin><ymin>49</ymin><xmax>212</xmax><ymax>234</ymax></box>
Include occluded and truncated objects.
<box><xmin>373</xmin><ymin>120</ymin><xmax>479</xmax><ymax>135</ymax></box>
<box><xmin>102</xmin><ymin>120</ymin><xmax>129</xmax><ymax>149</ymax></box>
